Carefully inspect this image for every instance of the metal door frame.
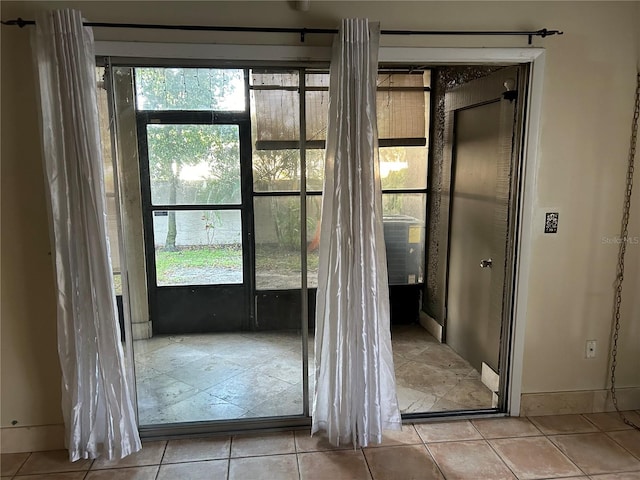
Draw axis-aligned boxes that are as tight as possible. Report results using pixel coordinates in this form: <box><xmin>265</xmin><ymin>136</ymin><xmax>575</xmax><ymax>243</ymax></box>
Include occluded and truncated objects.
<box><xmin>441</xmin><ymin>66</ymin><xmax>529</xmax><ymax>413</ymax></box>
<box><xmin>136</xmin><ymin>105</ymin><xmax>256</xmax><ymax>333</ymax></box>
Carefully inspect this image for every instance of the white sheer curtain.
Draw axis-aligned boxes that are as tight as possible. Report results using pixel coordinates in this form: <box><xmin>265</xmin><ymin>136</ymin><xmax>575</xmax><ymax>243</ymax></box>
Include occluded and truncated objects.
<box><xmin>32</xmin><ymin>9</ymin><xmax>141</xmax><ymax>461</ymax></box>
<box><xmin>312</xmin><ymin>18</ymin><xmax>402</xmax><ymax>447</ymax></box>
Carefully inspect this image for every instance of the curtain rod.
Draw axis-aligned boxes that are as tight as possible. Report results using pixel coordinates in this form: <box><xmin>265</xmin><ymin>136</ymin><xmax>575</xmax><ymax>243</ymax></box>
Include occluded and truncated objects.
<box><xmin>1</xmin><ymin>18</ymin><xmax>562</xmax><ymax>45</ymax></box>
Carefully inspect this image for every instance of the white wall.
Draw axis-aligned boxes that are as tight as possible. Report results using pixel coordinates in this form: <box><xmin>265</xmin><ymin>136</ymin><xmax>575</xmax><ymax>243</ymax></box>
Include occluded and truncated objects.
<box><xmin>1</xmin><ymin>1</ymin><xmax>639</xmax><ymax>433</ymax></box>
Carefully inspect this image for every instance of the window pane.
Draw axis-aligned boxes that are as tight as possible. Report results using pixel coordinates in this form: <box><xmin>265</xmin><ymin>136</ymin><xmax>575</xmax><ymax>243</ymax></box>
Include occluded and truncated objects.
<box><xmin>383</xmin><ymin>194</ymin><xmax>426</xmax><ymax>285</ymax></box>
<box><xmin>147</xmin><ymin>124</ymin><xmax>241</xmax><ymax>205</ymax></box>
<box><xmin>251</xmin><ymin>70</ymin><xmax>300</xmax><ymax>148</ymax></box>
<box><xmin>306</xmin><ymin>149</ymin><xmax>325</xmax><ymax>192</ymax></box>
<box><xmin>96</xmin><ymin>67</ymin><xmax>122</xmax><ymax>295</ymax></box>
<box><xmin>153</xmin><ymin>210</ymin><xmax>243</xmax><ymax>286</ymax></box>
<box><xmin>253</xmin><ymin>149</ymin><xmax>300</xmax><ymax>192</ymax></box>
<box><xmin>254</xmin><ymin>196</ymin><xmax>301</xmax><ymax>290</ymax></box>
<box><xmin>135</xmin><ymin>68</ymin><xmax>245</xmax><ymax>111</ymax></box>
<box><xmin>251</xmin><ymin>71</ymin><xmax>301</xmax><ymax>192</ymax></box>
<box><xmin>305</xmin><ymin>72</ymin><xmax>330</xmax><ymax>88</ymax></box>
<box><xmin>306</xmin><ymin>196</ymin><xmax>322</xmax><ymax>288</ymax></box>
<box><xmin>306</xmin><ymin>89</ymin><xmax>329</xmax><ymax>144</ymax></box>
<box><xmin>380</xmin><ymin>146</ymin><xmax>428</xmax><ymax>190</ymax></box>
<box><xmin>376</xmin><ymin>72</ymin><xmax>428</xmax><ymax>141</ymax></box>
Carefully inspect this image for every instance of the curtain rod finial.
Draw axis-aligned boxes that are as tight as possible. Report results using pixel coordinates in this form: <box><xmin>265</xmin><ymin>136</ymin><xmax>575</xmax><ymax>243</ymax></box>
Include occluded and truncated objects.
<box><xmin>1</xmin><ymin>17</ymin><xmax>32</xmax><ymax>27</ymax></box>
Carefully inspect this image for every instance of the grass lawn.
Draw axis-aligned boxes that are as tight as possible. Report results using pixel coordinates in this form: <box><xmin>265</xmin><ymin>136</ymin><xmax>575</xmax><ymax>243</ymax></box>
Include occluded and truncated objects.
<box><xmin>156</xmin><ymin>246</ymin><xmax>242</xmax><ymax>282</ymax></box>
<box><xmin>154</xmin><ymin>244</ymin><xmax>318</xmax><ymax>284</ymax></box>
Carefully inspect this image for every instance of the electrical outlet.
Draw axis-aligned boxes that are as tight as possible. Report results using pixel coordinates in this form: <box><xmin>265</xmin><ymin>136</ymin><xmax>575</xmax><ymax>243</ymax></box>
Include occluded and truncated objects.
<box><xmin>586</xmin><ymin>340</ymin><xmax>596</xmax><ymax>359</ymax></box>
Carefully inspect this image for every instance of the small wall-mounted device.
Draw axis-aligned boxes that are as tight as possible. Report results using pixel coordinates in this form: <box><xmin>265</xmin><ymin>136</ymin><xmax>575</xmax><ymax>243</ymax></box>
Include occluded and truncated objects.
<box><xmin>545</xmin><ymin>212</ymin><xmax>559</xmax><ymax>233</ymax></box>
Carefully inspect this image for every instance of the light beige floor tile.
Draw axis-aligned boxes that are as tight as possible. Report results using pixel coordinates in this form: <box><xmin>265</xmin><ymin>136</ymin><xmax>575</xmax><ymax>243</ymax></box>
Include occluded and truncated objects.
<box><xmin>395</xmin><ymin>361</ymin><xmax>469</xmax><ymax>397</ymax></box>
<box><xmin>364</xmin><ymin>424</ymin><xmax>423</xmax><ymax>447</ymax></box>
<box><xmin>133</xmin><ymin>336</ymin><xmax>175</xmax><ymax>355</ymax></box>
<box><xmin>583</xmin><ymin>412</ymin><xmax>640</xmax><ymax>432</ymax></box>
<box><xmin>207</xmin><ymin>340</ymin><xmax>288</xmax><ymax>368</ymax></box>
<box><xmin>549</xmin><ymin>433</ymin><xmax>640</xmax><ymax>474</ymax></box>
<box><xmin>136</xmin><ymin>343</ymin><xmax>209</xmax><ymax>373</ymax></box>
<box><xmin>415</xmin><ymin>420</ymin><xmax>482</xmax><ymax>443</ymax></box>
<box><xmin>607</xmin><ymin>430</ymin><xmax>640</xmax><ymax>458</ymax></box>
<box><xmin>164</xmin><ymin>356</ymin><xmax>246</xmax><ymax>391</ymax></box>
<box><xmin>590</xmin><ymin>473</ymin><xmax>640</xmax><ymax>480</ymax></box>
<box><xmin>250</xmin><ymin>353</ymin><xmax>304</xmax><ymax>385</ymax></box>
<box><xmin>1</xmin><ymin>452</ymin><xmax>30</xmax><ymax>476</ymax></box>
<box><xmin>229</xmin><ymin>454</ymin><xmax>298</xmax><ymax>480</ymax></box>
<box><xmin>210</xmin><ymin>369</ymin><xmax>293</xmax><ymax>412</ymax></box>
<box><xmin>162</xmin><ymin>437</ymin><xmax>231</xmax><ymax>463</ymax></box>
<box><xmin>544</xmin><ymin>477</ymin><xmax>588</xmax><ymax>480</ymax></box>
<box><xmin>84</xmin><ymin>465</ymin><xmax>159</xmax><ymax>479</ymax></box>
<box><xmin>294</xmin><ymin>430</ymin><xmax>352</xmax><ymax>453</ymax></box>
<box><xmin>91</xmin><ymin>442</ymin><xmax>166</xmax><ymax>470</ymax></box>
<box><xmin>441</xmin><ymin>379</ymin><xmax>493</xmax><ymax>409</ymax></box>
<box><xmin>231</xmin><ymin>431</ymin><xmax>295</xmax><ymax>457</ymax></box>
<box><xmin>410</xmin><ymin>344</ymin><xmax>475</xmax><ymax>371</ymax></box>
<box><xmin>472</xmin><ymin>417</ymin><xmax>542</xmax><ymax>438</ymax></box>
<box><xmin>157</xmin><ymin>460</ymin><xmax>228</xmax><ymax>480</ymax></box>
<box><xmin>529</xmin><ymin>415</ymin><xmax>599</xmax><ymax>435</ymax></box>
<box><xmin>430</xmin><ymin>397</ymin><xmax>474</xmax><ymax>412</ymax></box>
<box><xmin>148</xmin><ymin>391</ymin><xmax>247</xmax><ymax>424</ymax></box>
<box><xmin>427</xmin><ymin>440</ymin><xmax>515</xmax><ymax>479</ymax></box>
<box><xmin>298</xmin><ymin>450</ymin><xmax>371</xmax><ymax>480</ymax></box>
<box><xmin>9</xmin><ymin>474</ymin><xmax>87</xmax><ymax>480</ymax></box>
<box><xmin>16</xmin><ymin>450</ymin><xmax>92</xmax><ymax>475</ymax></box>
<box><xmin>490</xmin><ymin>436</ymin><xmax>583</xmax><ymax>479</ymax></box>
<box><xmin>396</xmin><ymin>386</ymin><xmax>438</xmax><ymax>413</ymax></box>
<box><xmin>250</xmin><ymin>383</ymin><xmax>304</xmax><ymax>417</ymax></box>
<box><xmin>364</xmin><ymin>445</ymin><xmax>444</xmax><ymax>480</ymax></box>
<box><xmin>543</xmin><ymin>477</ymin><xmax>589</xmax><ymax>480</ymax></box>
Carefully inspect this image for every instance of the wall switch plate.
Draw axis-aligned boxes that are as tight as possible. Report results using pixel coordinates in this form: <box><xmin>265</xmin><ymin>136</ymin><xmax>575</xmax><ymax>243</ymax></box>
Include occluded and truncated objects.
<box><xmin>586</xmin><ymin>340</ymin><xmax>596</xmax><ymax>359</ymax></box>
<box><xmin>545</xmin><ymin>212</ymin><xmax>559</xmax><ymax>233</ymax></box>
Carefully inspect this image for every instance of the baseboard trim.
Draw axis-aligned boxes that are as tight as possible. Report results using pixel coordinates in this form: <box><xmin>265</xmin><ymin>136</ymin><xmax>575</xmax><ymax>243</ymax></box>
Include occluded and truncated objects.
<box><xmin>520</xmin><ymin>387</ymin><xmax>640</xmax><ymax>416</ymax></box>
<box><xmin>1</xmin><ymin>424</ymin><xmax>65</xmax><ymax>453</ymax></box>
<box><xmin>419</xmin><ymin>311</ymin><xmax>442</xmax><ymax>342</ymax></box>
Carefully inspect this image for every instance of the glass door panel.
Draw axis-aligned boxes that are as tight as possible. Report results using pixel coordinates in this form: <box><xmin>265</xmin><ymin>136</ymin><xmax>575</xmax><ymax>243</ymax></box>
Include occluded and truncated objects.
<box><xmin>147</xmin><ymin>124</ymin><xmax>242</xmax><ymax>206</ymax></box>
<box><xmin>254</xmin><ymin>196</ymin><xmax>302</xmax><ymax>290</ymax></box>
<box><xmin>152</xmin><ymin>209</ymin><xmax>243</xmax><ymax>286</ymax></box>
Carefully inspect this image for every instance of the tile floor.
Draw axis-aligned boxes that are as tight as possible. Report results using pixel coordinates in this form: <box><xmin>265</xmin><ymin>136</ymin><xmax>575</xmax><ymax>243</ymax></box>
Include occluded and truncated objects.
<box><xmin>134</xmin><ymin>324</ymin><xmax>493</xmax><ymax>425</ymax></box>
<box><xmin>3</xmin><ymin>413</ymin><xmax>640</xmax><ymax>479</ymax></box>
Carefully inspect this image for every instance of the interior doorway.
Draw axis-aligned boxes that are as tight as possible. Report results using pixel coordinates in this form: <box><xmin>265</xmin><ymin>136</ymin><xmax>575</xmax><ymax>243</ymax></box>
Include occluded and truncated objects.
<box><xmin>442</xmin><ymin>66</ymin><xmax>525</xmax><ymax>409</ymax></box>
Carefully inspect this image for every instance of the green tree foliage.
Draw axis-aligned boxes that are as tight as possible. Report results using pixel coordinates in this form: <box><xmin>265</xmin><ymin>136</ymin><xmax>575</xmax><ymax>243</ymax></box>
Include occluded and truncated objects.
<box><xmin>137</xmin><ymin>68</ymin><xmax>243</xmax><ymax>249</ymax></box>
<box><xmin>137</xmin><ymin>68</ymin><xmax>325</xmax><ymax>252</ymax></box>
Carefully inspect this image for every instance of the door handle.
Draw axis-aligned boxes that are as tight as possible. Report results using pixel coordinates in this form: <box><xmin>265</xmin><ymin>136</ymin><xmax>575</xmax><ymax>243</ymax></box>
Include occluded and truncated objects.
<box><xmin>480</xmin><ymin>258</ymin><xmax>493</xmax><ymax>268</ymax></box>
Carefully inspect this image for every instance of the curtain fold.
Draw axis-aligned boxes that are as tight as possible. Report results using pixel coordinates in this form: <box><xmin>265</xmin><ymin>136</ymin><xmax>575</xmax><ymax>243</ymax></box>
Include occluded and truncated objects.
<box><xmin>32</xmin><ymin>9</ymin><xmax>141</xmax><ymax>461</ymax></box>
<box><xmin>312</xmin><ymin>18</ymin><xmax>402</xmax><ymax>448</ymax></box>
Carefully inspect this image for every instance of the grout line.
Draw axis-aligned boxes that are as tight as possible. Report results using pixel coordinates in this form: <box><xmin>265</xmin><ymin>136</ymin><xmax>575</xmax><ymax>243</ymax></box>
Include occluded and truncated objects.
<box><xmin>423</xmin><ymin>442</ymin><xmax>447</xmax><ymax>479</ymax></box>
<box><xmin>227</xmin><ymin>435</ymin><xmax>233</xmax><ymax>479</ymax></box>
<box><xmin>603</xmin><ymin>430</ymin><xmax>640</xmax><ymax>461</ymax></box>
<box><xmin>153</xmin><ymin>440</ymin><xmax>169</xmax><ymax>480</ymax></box>
<box><xmin>543</xmin><ymin>433</ymin><xmax>589</xmax><ymax>477</ymax></box>
<box><xmin>293</xmin><ymin>430</ymin><xmax>302</xmax><ymax>480</ymax></box>
<box><xmin>360</xmin><ymin>445</ymin><xmax>374</xmax><ymax>480</ymax></box>
<box><xmin>12</xmin><ymin>452</ymin><xmax>32</xmax><ymax>477</ymax></box>
<box><xmin>483</xmin><ymin>435</ymin><xmax>523</xmax><ymax>479</ymax></box>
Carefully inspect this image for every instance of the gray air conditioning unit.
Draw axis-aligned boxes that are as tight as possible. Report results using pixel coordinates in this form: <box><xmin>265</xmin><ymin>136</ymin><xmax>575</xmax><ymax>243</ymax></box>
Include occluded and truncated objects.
<box><xmin>383</xmin><ymin>215</ymin><xmax>424</xmax><ymax>285</ymax></box>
